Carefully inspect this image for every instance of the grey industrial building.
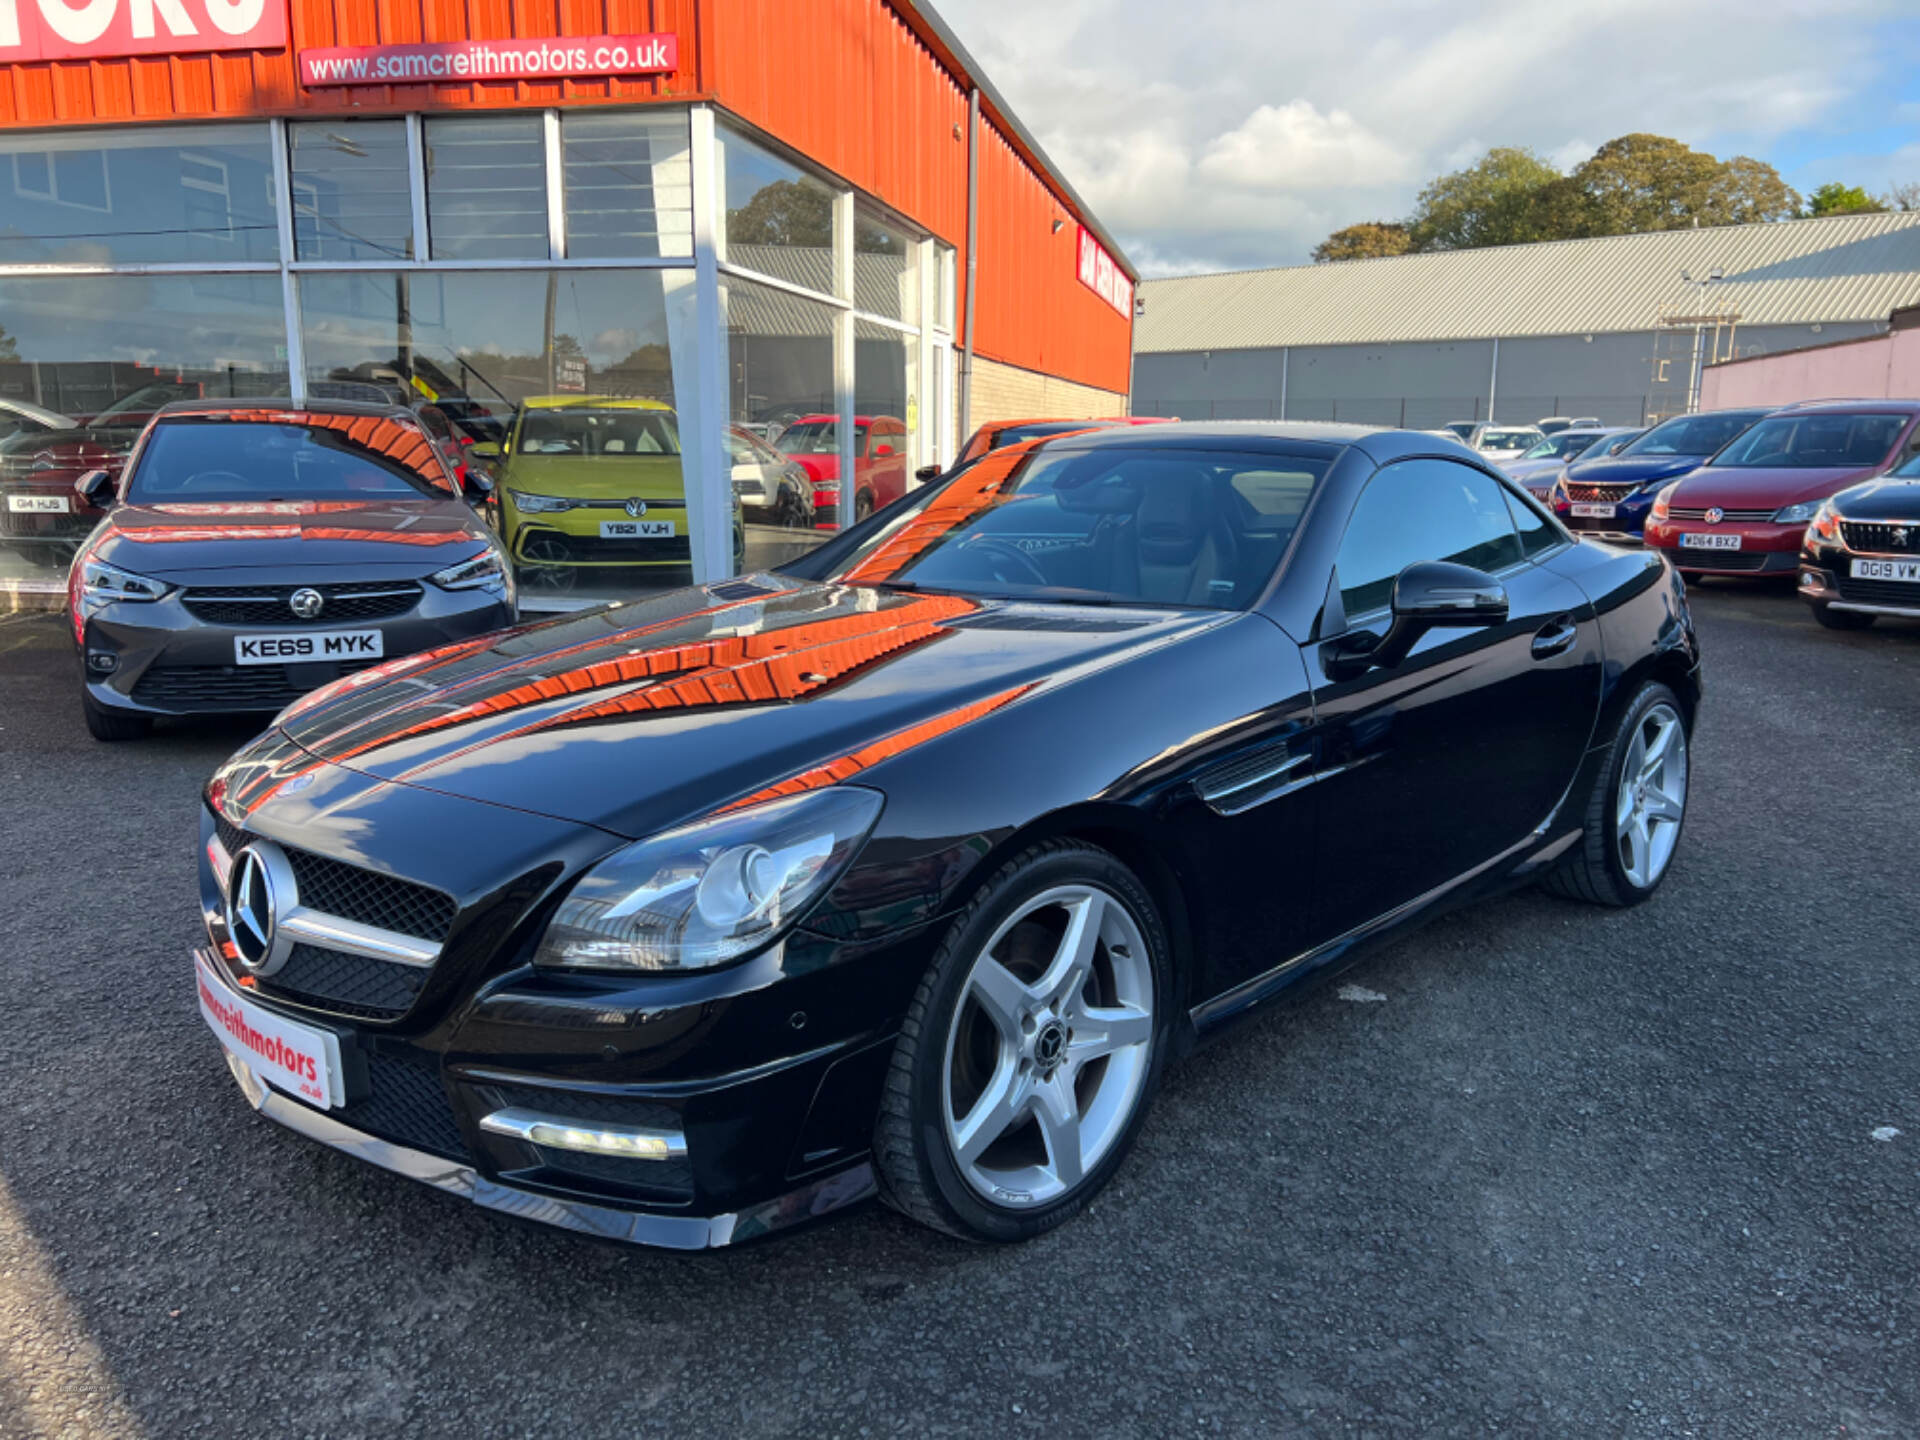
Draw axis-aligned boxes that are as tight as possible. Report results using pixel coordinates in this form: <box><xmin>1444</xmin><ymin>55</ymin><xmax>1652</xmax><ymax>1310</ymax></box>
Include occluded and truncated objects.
<box><xmin>1131</xmin><ymin>212</ymin><xmax>1920</xmax><ymax>430</ymax></box>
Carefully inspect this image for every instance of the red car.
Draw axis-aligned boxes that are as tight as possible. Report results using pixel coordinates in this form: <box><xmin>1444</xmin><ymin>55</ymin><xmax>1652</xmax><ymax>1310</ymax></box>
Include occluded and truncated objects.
<box><xmin>954</xmin><ymin>415</ymin><xmax>1174</xmax><ymax>468</ymax></box>
<box><xmin>775</xmin><ymin>414</ymin><xmax>910</xmax><ymax>525</ymax></box>
<box><xmin>1643</xmin><ymin>400</ymin><xmax>1920</xmax><ymax>580</ymax></box>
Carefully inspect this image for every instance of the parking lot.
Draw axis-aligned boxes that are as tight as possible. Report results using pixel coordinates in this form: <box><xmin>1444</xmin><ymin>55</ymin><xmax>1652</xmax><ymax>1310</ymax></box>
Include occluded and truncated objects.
<box><xmin>0</xmin><ymin>583</ymin><xmax>1916</xmax><ymax>1438</ymax></box>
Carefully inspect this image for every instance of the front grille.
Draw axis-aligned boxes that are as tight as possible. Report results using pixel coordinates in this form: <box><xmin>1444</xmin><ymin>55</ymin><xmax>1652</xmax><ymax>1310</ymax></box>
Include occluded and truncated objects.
<box><xmin>181</xmin><ymin>581</ymin><xmax>422</xmax><ymax>626</ymax></box>
<box><xmin>337</xmin><ymin>1051</ymin><xmax>467</xmax><ymax>1160</ymax></box>
<box><xmin>258</xmin><ymin>943</ymin><xmax>426</xmax><ymax>1020</ymax></box>
<box><xmin>1840</xmin><ymin>521</ymin><xmax>1920</xmax><ymax>554</ymax></box>
<box><xmin>1565</xmin><ymin>481</ymin><xmax>1638</xmax><ymax>503</ymax></box>
<box><xmin>213</xmin><ymin>811</ymin><xmax>456</xmax><ymax>944</ymax></box>
<box><xmin>1837</xmin><ymin>577</ymin><xmax>1920</xmax><ymax>607</ymax></box>
<box><xmin>1668</xmin><ymin>507</ymin><xmax>1775</xmax><ymax>523</ymax></box>
<box><xmin>133</xmin><ymin>659</ymin><xmax>381</xmax><ymax>712</ymax></box>
<box><xmin>1668</xmin><ymin>550</ymin><xmax>1770</xmax><ymax>571</ymax></box>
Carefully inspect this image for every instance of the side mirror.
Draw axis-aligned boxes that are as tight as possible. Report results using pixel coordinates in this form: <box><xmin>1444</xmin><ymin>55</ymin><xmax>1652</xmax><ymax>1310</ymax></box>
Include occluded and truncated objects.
<box><xmin>873</xmin><ymin>444</ymin><xmax>896</xmax><ymax>458</ymax></box>
<box><xmin>1330</xmin><ymin>561</ymin><xmax>1508</xmax><ymax>676</ymax></box>
<box><xmin>463</xmin><ymin>472</ymin><xmax>494</xmax><ymax>501</ymax></box>
<box><xmin>75</xmin><ymin>469</ymin><xmax>115</xmax><ymax>508</ymax></box>
<box><xmin>469</xmin><ymin>442</ymin><xmax>501</xmax><ymax>460</ymax></box>
<box><xmin>914</xmin><ymin>464</ymin><xmax>943</xmax><ymax>483</ymax></box>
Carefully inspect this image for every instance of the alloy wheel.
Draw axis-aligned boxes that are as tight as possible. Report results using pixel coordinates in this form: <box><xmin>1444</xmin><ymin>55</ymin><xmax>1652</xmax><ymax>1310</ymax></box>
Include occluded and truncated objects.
<box><xmin>517</xmin><ymin>536</ymin><xmax>577</xmax><ymax>593</ymax></box>
<box><xmin>1615</xmin><ymin>701</ymin><xmax>1688</xmax><ymax>889</ymax></box>
<box><xmin>941</xmin><ymin>884</ymin><xmax>1155</xmax><ymax>1207</ymax></box>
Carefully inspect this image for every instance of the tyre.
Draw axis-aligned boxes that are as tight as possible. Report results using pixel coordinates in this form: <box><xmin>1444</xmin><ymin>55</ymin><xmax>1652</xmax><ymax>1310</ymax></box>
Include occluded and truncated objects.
<box><xmin>82</xmin><ymin>689</ymin><xmax>152</xmax><ymax>742</ymax></box>
<box><xmin>1811</xmin><ymin>603</ymin><xmax>1873</xmax><ymax>631</ymax></box>
<box><xmin>854</xmin><ymin>491</ymin><xmax>875</xmax><ymax>523</ymax></box>
<box><xmin>1543</xmin><ymin>681</ymin><xmax>1690</xmax><ymax>908</ymax></box>
<box><xmin>874</xmin><ymin>840</ymin><xmax>1171</xmax><ymax>1242</ymax></box>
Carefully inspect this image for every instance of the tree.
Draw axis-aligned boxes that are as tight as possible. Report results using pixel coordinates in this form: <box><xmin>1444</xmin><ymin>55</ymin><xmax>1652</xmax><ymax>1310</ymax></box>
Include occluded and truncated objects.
<box><xmin>1704</xmin><ymin>156</ymin><xmax>1803</xmax><ymax>226</ymax></box>
<box><xmin>1408</xmin><ymin>147</ymin><xmax>1561</xmax><ymax>251</ymax></box>
<box><xmin>726</xmin><ymin>181</ymin><xmax>833</xmax><ymax>248</ymax></box>
<box><xmin>1568</xmin><ymin>136</ymin><xmax>1798</xmax><ymax>235</ymax></box>
<box><xmin>1804</xmin><ymin>181</ymin><xmax>1884</xmax><ymax>217</ymax></box>
<box><xmin>1885</xmin><ymin>181</ymin><xmax>1920</xmax><ymax>213</ymax></box>
<box><xmin>0</xmin><ymin>324</ymin><xmax>16</xmax><ymax>361</ymax></box>
<box><xmin>1312</xmin><ymin>221</ymin><xmax>1415</xmax><ymax>263</ymax></box>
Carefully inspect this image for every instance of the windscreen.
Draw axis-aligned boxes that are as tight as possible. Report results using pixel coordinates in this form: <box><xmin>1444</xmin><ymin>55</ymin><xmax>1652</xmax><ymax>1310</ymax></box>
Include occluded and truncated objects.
<box><xmin>778</xmin><ymin>421</ymin><xmax>866</xmax><ymax>456</ymax></box>
<box><xmin>124</xmin><ymin>417</ymin><xmax>453</xmax><ymax>503</ymax></box>
<box><xmin>1620</xmin><ymin>411</ymin><xmax>1763</xmax><ymax>458</ymax></box>
<box><xmin>1478</xmin><ymin>430</ymin><xmax>1537</xmax><ymax>450</ymax></box>
<box><xmin>516</xmin><ymin>408</ymin><xmax>678</xmax><ymax>457</ymax></box>
<box><xmin>796</xmin><ymin>445</ymin><xmax>1330</xmax><ymax>610</ymax></box>
<box><xmin>1711</xmin><ymin>413</ymin><xmax>1907</xmax><ymax>469</ymax></box>
<box><xmin>994</xmin><ymin>421</ymin><xmax>1111</xmax><ymax>447</ymax></box>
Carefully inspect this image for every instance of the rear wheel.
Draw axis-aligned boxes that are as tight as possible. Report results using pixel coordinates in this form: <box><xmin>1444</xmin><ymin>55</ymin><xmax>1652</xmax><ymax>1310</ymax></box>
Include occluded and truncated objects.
<box><xmin>854</xmin><ymin>490</ymin><xmax>875</xmax><ymax>523</ymax></box>
<box><xmin>82</xmin><ymin>689</ymin><xmax>152</xmax><ymax>742</ymax></box>
<box><xmin>1544</xmin><ymin>682</ymin><xmax>1689</xmax><ymax>908</ymax></box>
<box><xmin>874</xmin><ymin>840</ymin><xmax>1170</xmax><ymax>1242</ymax></box>
<box><xmin>1811</xmin><ymin>603</ymin><xmax>1873</xmax><ymax>631</ymax></box>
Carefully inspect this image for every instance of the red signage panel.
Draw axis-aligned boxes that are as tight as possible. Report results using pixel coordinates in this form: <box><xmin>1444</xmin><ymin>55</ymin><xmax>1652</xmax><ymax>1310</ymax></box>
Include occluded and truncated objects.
<box><xmin>299</xmin><ymin>33</ymin><xmax>677</xmax><ymax>87</ymax></box>
<box><xmin>1077</xmin><ymin>225</ymin><xmax>1134</xmax><ymax>321</ymax></box>
<box><xmin>0</xmin><ymin>0</ymin><xmax>286</xmax><ymax>63</ymax></box>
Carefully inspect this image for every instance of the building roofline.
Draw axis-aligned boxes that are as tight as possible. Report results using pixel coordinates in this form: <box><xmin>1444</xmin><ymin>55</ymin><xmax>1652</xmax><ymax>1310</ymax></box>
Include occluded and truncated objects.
<box><xmin>893</xmin><ymin>0</ymin><xmax>1138</xmax><ymax>284</ymax></box>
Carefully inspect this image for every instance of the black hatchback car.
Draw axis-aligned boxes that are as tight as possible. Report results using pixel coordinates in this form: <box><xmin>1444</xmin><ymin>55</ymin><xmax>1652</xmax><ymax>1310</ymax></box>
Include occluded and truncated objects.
<box><xmin>70</xmin><ymin>399</ymin><xmax>514</xmax><ymax>741</ymax></box>
<box><xmin>194</xmin><ymin>423</ymin><xmax>1700</xmax><ymax>1249</ymax></box>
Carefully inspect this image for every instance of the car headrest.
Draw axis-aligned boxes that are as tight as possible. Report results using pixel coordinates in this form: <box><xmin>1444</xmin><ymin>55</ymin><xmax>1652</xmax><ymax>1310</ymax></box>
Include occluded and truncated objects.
<box><xmin>1135</xmin><ymin>474</ymin><xmax>1210</xmax><ymax>566</ymax></box>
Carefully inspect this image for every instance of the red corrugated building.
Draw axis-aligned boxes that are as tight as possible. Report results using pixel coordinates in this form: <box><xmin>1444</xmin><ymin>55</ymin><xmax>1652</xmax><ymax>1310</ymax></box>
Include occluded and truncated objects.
<box><xmin>0</xmin><ymin>0</ymin><xmax>1136</xmax><ymax>599</ymax></box>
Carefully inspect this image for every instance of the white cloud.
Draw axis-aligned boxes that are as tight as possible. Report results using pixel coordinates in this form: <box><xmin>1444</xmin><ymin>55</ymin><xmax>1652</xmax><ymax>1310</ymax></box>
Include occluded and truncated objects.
<box><xmin>1197</xmin><ymin>101</ymin><xmax>1412</xmax><ymax>191</ymax></box>
<box><xmin>937</xmin><ymin>0</ymin><xmax>1914</xmax><ymax>274</ymax></box>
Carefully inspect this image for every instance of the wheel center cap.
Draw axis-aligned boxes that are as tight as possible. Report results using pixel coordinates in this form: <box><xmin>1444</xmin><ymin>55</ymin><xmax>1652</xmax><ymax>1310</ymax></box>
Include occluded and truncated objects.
<box><xmin>1033</xmin><ymin>1019</ymin><xmax>1069</xmax><ymax>1071</ymax></box>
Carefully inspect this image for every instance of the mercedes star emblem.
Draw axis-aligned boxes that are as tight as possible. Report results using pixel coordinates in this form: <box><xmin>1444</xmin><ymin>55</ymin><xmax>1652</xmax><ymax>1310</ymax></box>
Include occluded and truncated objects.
<box><xmin>625</xmin><ymin>498</ymin><xmax>648</xmax><ymax>519</ymax></box>
<box><xmin>289</xmin><ymin>586</ymin><xmax>325</xmax><ymax>620</ymax></box>
<box><xmin>1704</xmin><ymin>507</ymin><xmax>1725</xmax><ymax>525</ymax></box>
<box><xmin>224</xmin><ymin>843</ymin><xmax>295</xmax><ymax>975</ymax></box>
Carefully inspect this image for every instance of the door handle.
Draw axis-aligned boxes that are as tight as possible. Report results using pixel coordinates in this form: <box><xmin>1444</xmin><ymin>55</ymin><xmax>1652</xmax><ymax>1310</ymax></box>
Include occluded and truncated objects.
<box><xmin>1531</xmin><ymin>616</ymin><xmax>1577</xmax><ymax>660</ymax></box>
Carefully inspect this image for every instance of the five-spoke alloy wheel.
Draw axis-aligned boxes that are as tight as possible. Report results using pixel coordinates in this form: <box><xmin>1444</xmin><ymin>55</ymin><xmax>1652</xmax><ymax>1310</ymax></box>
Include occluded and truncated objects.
<box><xmin>1546</xmin><ymin>680</ymin><xmax>1693</xmax><ymax>908</ymax></box>
<box><xmin>875</xmin><ymin>841</ymin><xmax>1170</xmax><ymax>1241</ymax></box>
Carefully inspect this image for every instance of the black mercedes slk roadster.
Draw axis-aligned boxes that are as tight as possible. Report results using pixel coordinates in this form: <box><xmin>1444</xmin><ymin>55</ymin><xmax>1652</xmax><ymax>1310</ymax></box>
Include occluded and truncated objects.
<box><xmin>194</xmin><ymin>422</ymin><xmax>1700</xmax><ymax>1248</ymax></box>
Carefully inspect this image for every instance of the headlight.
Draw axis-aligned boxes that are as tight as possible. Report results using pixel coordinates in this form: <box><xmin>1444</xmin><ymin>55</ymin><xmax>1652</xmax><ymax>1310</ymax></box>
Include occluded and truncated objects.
<box><xmin>507</xmin><ymin>489</ymin><xmax>577</xmax><ymax>514</ymax></box>
<box><xmin>1772</xmin><ymin>500</ymin><xmax>1821</xmax><ymax>524</ymax></box>
<box><xmin>1809</xmin><ymin>501</ymin><xmax>1841</xmax><ymax>542</ymax></box>
<box><xmin>1650</xmin><ymin>481</ymin><xmax>1681</xmax><ymax>523</ymax></box>
<box><xmin>78</xmin><ymin>557</ymin><xmax>172</xmax><ymax>603</ymax></box>
<box><xmin>429</xmin><ymin>548</ymin><xmax>511</xmax><ymax>595</ymax></box>
<box><xmin>533</xmin><ymin>787</ymin><xmax>885</xmax><ymax>973</ymax></box>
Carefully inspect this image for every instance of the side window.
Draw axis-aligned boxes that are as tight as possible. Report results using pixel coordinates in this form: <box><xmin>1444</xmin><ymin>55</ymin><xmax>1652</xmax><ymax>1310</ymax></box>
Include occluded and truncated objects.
<box><xmin>724</xmin><ymin>430</ymin><xmax>753</xmax><ymax>464</ymax></box>
<box><xmin>1504</xmin><ymin>484</ymin><xmax>1564</xmax><ymax>558</ymax></box>
<box><xmin>1334</xmin><ymin>459</ymin><xmax>1524</xmax><ymax>620</ymax></box>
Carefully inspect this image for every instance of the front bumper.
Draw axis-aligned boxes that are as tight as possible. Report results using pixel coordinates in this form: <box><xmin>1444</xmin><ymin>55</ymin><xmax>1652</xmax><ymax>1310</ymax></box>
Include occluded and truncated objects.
<box><xmin>1553</xmin><ymin>492</ymin><xmax>1655</xmax><ymax>544</ymax></box>
<box><xmin>81</xmin><ymin>583</ymin><xmax>513</xmax><ymax>717</ymax></box>
<box><xmin>1643</xmin><ymin>518</ymin><xmax>1805</xmax><ymax>577</ymax></box>
<box><xmin>1798</xmin><ymin>538</ymin><xmax>1920</xmax><ymax>617</ymax></box>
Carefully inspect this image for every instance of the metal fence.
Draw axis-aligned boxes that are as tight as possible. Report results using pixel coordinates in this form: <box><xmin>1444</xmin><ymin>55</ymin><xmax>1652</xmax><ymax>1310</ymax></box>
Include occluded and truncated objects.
<box><xmin>1140</xmin><ymin>395</ymin><xmax>1655</xmax><ymax>429</ymax></box>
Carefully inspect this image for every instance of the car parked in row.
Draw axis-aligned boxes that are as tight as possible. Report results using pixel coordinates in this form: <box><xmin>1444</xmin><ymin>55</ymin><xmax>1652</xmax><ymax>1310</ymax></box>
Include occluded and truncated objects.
<box><xmin>776</xmin><ymin>414</ymin><xmax>911</xmax><ymax>524</ymax></box>
<box><xmin>1797</xmin><ymin>462</ymin><xmax>1920</xmax><ymax>628</ymax></box>
<box><xmin>1549</xmin><ymin>408</ymin><xmax>1772</xmax><ymax>544</ymax></box>
<box><xmin>70</xmin><ymin>398</ymin><xmax>514</xmax><ymax>741</ymax></box>
<box><xmin>1645</xmin><ymin>401</ymin><xmax>1920</xmax><ymax>581</ymax></box>
<box><xmin>191</xmin><ymin>420</ymin><xmax>1698</xmax><ymax>1251</ymax></box>
<box><xmin>1504</xmin><ymin>427</ymin><xmax>1637</xmax><ymax>492</ymax></box>
<box><xmin>1467</xmin><ymin>424</ymin><xmax>1546</xmax><ymax>463</ymax></box>
<box><xmin>1536</xmin><ymin>416</ymin><xmax>1601</xmax><ymax>435</ymax></box>
<box><xmin>727</xmin><ymin>424</ymin><xmax>818</xmax><ymax>529</ymax></box>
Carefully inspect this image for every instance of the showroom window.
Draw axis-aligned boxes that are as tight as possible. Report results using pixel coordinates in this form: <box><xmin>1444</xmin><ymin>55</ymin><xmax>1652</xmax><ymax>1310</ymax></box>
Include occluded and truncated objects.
<box><xmin>854</xmin><ymin>319</ymin><xmax>920</xmax><ymax>520</ymax></box>
<box><xmin>854</xmin><ymin>204</ymin><xmax>918</xmax><ymax>326</ymax></box>
<box><xmin>718</xmin><ymin>126</ymin><xmax>840</xmax><ymax>296</ymax></box>
<box><xmin>290</xmin><ymin>120</ymin><xmax>415</xmax><ymax>262</ymax></box>
<box><xmin>0</xmin><ymin>124</ymin><xmax>280</xmax><ymax>265</ymax></box>
<box><xmin>723</xmin><ymin>275</ymin><xmax>838</xmax><ymax>568</ymax></box>
<box><xmin>560</xmin><ymin>110</ymin><xmax>692</xmax><ymax>260</ymax></box>
<box><xmin>425</xmin><ymin>115</ymin><xmax>550</xmax><ymax>261</ymax></box>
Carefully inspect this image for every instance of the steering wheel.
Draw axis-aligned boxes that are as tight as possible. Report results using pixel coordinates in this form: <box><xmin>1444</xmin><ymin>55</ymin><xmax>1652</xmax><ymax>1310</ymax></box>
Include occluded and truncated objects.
<box><xmin>958</xmin><ymin>536</ymin><xmax>1050</xmax><ymax>587</ymax></box>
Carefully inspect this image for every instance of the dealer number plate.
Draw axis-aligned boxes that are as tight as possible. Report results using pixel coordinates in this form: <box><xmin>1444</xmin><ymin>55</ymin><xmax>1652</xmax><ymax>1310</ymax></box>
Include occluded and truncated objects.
<box><xmin>1680</xmin><ymin>533</ymin><xmax>1742</xmax><ymax>551</ymax></box>
<box><xmin>1852</xmin><ymin>557</ymin><xmax>1920</xmax><ymax>583</ymax></box>
<box><xmin>598</xmin><ymin>519</ymin><xmax>676</xmax><ymax>539</ymax></box>
<box><xmin>1570</xmin><ymin>503</ymin><xmax>1616</xmax><ymax>519</ymax></box>
<box><xmin>194</xmin><ymin>953</ymin><xmax>344</xmax><ymax>1109</ymax></box>
<box><xmin>7</xmin><ymin>494</ymin><xmax>69</xmax><ymax>513</ymax></box>
<box><xmin>234</xmin><ymin>630</ymin><xmax>384</xmax><ymax>665</ymax></box>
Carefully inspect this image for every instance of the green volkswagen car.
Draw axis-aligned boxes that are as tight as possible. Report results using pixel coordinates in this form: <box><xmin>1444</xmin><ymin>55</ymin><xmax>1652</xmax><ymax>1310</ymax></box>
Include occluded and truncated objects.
<box><xmin>484</xmin><ymin>396</ymin><xmax>744</xmax><ymax>593</ymax></box>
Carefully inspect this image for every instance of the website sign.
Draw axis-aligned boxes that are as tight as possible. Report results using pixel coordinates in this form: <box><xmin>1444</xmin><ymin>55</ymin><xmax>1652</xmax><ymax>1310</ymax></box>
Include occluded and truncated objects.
<box><xmin>300</xmin><ymin>33</ymin><xmax>677</xmax><ymax>87</ymax></box>
<box><xmin>0</xmin><ymin>0</ymin><xmax>286</xmax><ymax>63</ymax></box>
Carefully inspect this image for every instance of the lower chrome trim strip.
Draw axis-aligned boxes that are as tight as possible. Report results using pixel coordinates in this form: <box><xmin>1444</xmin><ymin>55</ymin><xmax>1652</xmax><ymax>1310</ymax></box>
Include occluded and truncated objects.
<box><xmin>1832</xmin><ymin>601</ymin><xmax>1920</xmax><ymax>618</ymax></box>
<box><xmin>278</xmin><ymin>907</ymin><xmax>440</xmax><ymax>967</ymax></box>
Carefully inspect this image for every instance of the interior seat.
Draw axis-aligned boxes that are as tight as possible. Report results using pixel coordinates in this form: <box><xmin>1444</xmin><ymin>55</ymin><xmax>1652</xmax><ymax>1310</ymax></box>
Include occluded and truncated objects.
<box><xmin>1121</xmin><ymin>468</ymin><xmax>1238</xmax><ymax>606</ymax></box>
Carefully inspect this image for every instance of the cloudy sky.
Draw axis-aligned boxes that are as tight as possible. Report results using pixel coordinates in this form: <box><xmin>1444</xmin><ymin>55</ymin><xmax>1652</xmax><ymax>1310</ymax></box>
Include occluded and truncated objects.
<box><xmin>936</xmin><ymin>0</ymin><xmax>1920</xmax><ymax>277</ymax></box>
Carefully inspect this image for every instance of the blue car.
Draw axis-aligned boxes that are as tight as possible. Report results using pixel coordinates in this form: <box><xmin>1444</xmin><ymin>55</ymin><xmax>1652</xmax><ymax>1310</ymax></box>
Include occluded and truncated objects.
<box><xmin>1550</xmin><ymin>408</ymin><xmax>1774</xmax><ymax>543</ymax></box>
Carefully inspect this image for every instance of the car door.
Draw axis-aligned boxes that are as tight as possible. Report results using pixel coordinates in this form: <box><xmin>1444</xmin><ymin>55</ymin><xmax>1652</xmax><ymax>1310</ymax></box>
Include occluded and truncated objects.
<box><xmin>1303</xmin><ymin>457</ymin><xmax>1601</xmax><ymax>939</ymax></box>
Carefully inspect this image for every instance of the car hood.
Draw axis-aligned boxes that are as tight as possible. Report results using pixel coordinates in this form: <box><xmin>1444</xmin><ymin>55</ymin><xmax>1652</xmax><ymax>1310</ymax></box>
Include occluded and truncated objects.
<box><xmin>1562</xmin><ymin>454</ymin><xmax>1706</xmax><ymax>490</ymax></box>
<box><xmin>93</xmin><ymin>499</ymin><xmax>492</xmax><ymax>580</ymax></box>
<box><xmin>1671</xmin><ymin>464</ymin><xmax>1884</xmax><ymax>509</ymax></box>
<box><xmin>501</xmin><ymin>454</ymin><xmax>687</xmax><ymax>500</ymax></box>
<box><xmin>784</xmin><ymin>454</ymin><xmax>841</xmax><ymax>483</ymax></box>
<box><xmin>1829</xmin><ymin>475</ymin><xmax>1920</xmax><ymax>521</ymax></box>
<box><xmin>275</xmin><ymin>579</ymin><xmax>1226</xmax><ymax>839</ymax></box>
<box><xmin>1503</xmin><ymin>458</ymin><xmax>1565</xmax><ymax>481</ymax></box>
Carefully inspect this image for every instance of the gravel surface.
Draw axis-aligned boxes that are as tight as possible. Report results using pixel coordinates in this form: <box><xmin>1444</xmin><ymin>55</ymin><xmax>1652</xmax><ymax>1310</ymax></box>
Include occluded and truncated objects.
<box><xmin>1</xmin><ymin>585</ymin><xmax>1916</xmax><ymax>1438</ymax></box>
